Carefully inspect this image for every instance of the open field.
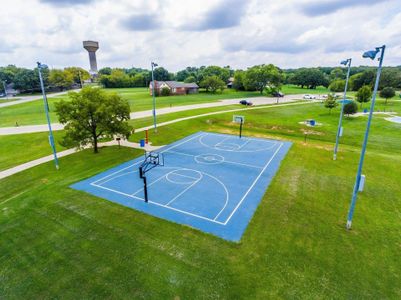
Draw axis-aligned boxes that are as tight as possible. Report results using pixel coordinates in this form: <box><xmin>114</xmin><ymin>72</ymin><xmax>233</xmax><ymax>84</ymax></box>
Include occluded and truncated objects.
<box><xmin>1</xmin><ymin>99</ymin><xmax>400</xmax><ymax>297</ymax></box>
<box><xmin>0</xmin><ymin>131</ymin><xmax>66</xmax><ymax>171</ymax></box>
<box><xmin>0</xmin><ymin>85</ymin><xmax>331</xmax><ymax>127</ymax></box>
<box><xmin>0</xmin><ymin>88</ymin><xmax>261</xmax><ymax>127</ymax></box>
<box><xmin>1</xmin><ymin>98</ymin><xmax>399</xmax><ymax>172</ymax></box>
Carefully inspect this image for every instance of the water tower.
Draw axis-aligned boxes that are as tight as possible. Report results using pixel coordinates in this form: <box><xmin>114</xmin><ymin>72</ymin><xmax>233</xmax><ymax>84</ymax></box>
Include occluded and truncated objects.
<box><xmin>83</xmin><ymin>40</ymin><xmax>99</xmax><ymax>75</ymax></box>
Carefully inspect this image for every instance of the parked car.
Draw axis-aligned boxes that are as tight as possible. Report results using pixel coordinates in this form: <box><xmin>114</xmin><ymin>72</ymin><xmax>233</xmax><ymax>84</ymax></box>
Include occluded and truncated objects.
<box><xmin>303</xmin><ymin>94</ymin><xmax>316</xmax><ymax>100</ymax></box>
<box><xmin>239</xmin><ymin>99</ymin><xmax>253</xmax><ymax>106</ymax></box>
<box><xmin>272</xmin><ymin>91</ymin><xmax>284</xmax><ymax>97</ymax></box>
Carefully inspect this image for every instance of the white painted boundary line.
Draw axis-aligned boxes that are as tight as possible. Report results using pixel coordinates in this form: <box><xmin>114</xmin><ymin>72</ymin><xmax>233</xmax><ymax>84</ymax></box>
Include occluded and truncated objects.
<box><xmin>222</xmin><ymin>142</ymin><xmax>284</xmax><ymax>225</ymax></box>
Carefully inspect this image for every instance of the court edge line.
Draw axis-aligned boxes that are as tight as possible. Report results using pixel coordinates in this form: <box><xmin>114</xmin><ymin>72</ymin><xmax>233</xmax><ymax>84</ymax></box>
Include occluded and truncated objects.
<box><xmin>91</xmin><ymin>132</ymin><xmax>205</xmax><ymax>186</ymax></box>
<box><xmin>90</xmin><ymin>182</ymin><xmax>227</xmax><ymax>225</ymax></box>
<box><xmin>222</xmin><ymin>142</ymin><xmax>285</xmax><ymax>225</ymax></box>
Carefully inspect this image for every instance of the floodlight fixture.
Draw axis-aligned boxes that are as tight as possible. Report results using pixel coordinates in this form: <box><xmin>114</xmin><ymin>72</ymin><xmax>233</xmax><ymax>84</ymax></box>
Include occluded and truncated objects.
<box><xmin>362</xmin><ymin>48</ymin><xmax>380</xmax><ymax>60</ymax></box>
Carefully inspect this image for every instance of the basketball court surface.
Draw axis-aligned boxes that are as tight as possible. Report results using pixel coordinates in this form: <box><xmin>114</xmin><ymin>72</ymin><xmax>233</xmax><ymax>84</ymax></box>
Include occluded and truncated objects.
<box><xmin>71</xmin><ymin>132</ymin><xmax>292</xmax><ymax>241</ymax></box>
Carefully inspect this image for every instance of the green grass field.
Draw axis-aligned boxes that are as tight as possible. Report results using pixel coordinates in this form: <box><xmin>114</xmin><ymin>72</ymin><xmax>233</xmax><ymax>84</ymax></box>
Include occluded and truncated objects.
<box><xmin>0</xmin><ymin>96</ymin><xmax>400</xmax><ymax>297</ymax></box>
<box><xmin>0</xmin><ymin>88</ymin><xmax>261</xmax><ymax>127</ymax></box>
<box><xmin>0</xmin><ymin>85</ymin><xmax>329</xmax><ymax>127</ymax></box>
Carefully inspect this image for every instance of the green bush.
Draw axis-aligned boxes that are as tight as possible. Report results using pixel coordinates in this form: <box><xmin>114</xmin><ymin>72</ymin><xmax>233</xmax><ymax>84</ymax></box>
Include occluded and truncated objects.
<box><xmin>160</xmin><ymin>87</ymin><xmax>171</xmax><ymax>96</ymax></box>
<box><xmin>343</xmin><ymin>100</ymin><xmax>358</xmax><ymax>116</ymax></box>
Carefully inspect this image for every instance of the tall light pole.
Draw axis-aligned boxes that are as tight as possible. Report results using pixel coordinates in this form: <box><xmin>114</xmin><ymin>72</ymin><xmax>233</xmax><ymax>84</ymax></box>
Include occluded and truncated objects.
<box><xmin>333</xmin><ymin>58</ymin><xmax>352</xmax><ymax>160</ymax></box>
<box><xmin>151</xmin><ymin>62</ymin><xmax>158</xmax><ymax>132</ymax></box>
<box><xmin>346</xmin><ymin>45</ymin><xmax>385</xmax><ymax>230</ymax></box>
<box><xmin>37</xmin><ymin>62</ymin><xmax>59</xmax><ymax>170</ymax></box>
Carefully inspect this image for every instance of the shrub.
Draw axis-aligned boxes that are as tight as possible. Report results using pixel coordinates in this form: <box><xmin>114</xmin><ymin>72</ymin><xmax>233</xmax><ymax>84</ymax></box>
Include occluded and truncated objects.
<box><xmin>343</xmin><ymin>101</ymin><xmax>358</xmax><ymax>116</ymax></box>
<box><xmin>160</xmin><ymin>87</ymin><xmax>171</xmax><ymax>96</ymax></box>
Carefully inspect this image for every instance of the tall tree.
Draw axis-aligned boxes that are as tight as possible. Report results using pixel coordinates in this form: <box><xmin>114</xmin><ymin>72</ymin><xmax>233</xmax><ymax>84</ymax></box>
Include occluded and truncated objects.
<box><xmin>243</xmin><ymin>64</ymin><xmax>284</xmax><ymax>94</ymax></box>
<box><xmin>48</xmin><ymin>69</ymin><xmax>74</xmax><ymax>90</ymax></box>
<box><xmin>64</xmin><ymin>67</ymin><xmax>90</xmax><ymax>85</ymax></box>
<box><xmin>199</xmin><ymin>76</ymin><xmax>225</xmax><ymax>93</ymax></box>
<box><xmin>291</xmin><ymin>68</ymin><xmax>329</xmax><ymax>89</ymax></box>
<box><xmin>356</xmin><ymin>85</ymin><xmax>372</xmax><ymax>108</ymax></box>
<box><xmin>55</xmin><ymin>87</ymin><xmax>132</xmax><ymax>153</ymax></box>
<box><xmin>152</xmin><ymin>67</ymin><xmax>171</xmax><ymax>81</ymax></box>
<box><xmin>379</xmin><ymin>87</ymin><xmax>395</xmax><ymax>104</ymax></box>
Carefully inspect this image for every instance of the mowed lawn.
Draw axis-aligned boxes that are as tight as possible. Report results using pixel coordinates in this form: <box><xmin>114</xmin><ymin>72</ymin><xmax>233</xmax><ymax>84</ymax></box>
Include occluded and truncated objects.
<box><xmin>0</xmin><ymin>85</ymin><xmax>331</xmax><ymax>128</ymax></box>
<box><xmin>0</xmin><ymin>88</ymin><xmax>262</xmax><ymax>127</ymax></box>
<box><xmin>0</xmin><ymin>99</ymin><xmax>400</xmax><ymax>297</ymax></box>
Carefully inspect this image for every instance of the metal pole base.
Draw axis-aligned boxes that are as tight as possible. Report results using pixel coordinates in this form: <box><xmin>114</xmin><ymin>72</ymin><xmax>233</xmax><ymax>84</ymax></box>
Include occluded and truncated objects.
<box><xmin>346</xmin><ymin>220</ymin><xmax>352</xmax><ymax>230</ymax></box>
<box><xmin>333</xmin><ymin>154</ymin><xmax>337</xmax><ymax>161</ymax></box>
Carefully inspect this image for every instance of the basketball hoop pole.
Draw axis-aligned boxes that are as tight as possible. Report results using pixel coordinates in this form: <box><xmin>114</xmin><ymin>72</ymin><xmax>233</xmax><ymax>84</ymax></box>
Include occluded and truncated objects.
<box><xmin>139</xmin><ymin>166</ymin><xmax>149</xmax><ymax>203</ymax></box>
<box><xmin>239</xmin><ymin>119</ymin><xmax>243</xmax><ymax>138</ymax></box>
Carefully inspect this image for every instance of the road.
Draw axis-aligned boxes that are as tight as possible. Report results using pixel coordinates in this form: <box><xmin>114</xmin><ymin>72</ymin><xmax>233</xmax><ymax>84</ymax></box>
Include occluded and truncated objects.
<box><xmin>0</xmin><ymin>95</ymin><xmax>303</xmax><ymax>135</ymax></box>
<box><xmin>0</xmin><ymin>89</ymin><xmax>80</xmax><ymax>108</ymax></box>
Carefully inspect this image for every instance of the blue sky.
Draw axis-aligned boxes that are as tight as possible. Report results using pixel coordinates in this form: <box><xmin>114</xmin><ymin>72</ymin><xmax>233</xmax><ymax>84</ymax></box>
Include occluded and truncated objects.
<box><xmin>1</xmin><ymin>0</ymin><xmax>400</xmax><ymax>71</ymax></box>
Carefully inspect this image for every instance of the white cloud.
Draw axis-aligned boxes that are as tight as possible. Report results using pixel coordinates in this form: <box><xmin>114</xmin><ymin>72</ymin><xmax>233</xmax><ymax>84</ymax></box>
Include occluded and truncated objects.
<box><xmin>0</xmin><ymin>0</ymin><xmax>400</xmax><ymax>71</ymax></box>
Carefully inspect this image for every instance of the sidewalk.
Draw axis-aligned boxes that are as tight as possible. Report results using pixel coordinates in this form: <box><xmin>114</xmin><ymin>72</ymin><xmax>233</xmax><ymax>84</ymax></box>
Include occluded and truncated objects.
<box><xmin>0</xmin><ymin>89</ymin><xmax>80</xmax><ymax>108</ymax></box>
<box><xmin>0</xmin><ymin>96</ymin><xmax>298</xmax><ymax>135</ymax></box>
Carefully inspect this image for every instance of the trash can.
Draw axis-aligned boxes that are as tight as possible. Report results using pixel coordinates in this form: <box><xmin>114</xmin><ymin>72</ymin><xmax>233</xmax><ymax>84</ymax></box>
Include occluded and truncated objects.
<box><xmin>309</xmin><ymin>119</ymin><xmax>316</xmax><ymax>126</ymax></box>
<box><xmin>140</xmin><ymin>139</ymin><xmax>145</xmax><ymax>147</ymax></box>
<box><xmin>364</xmin><ymin>109</ymin><xmax>368</xmax><ymax>113</ymax></box>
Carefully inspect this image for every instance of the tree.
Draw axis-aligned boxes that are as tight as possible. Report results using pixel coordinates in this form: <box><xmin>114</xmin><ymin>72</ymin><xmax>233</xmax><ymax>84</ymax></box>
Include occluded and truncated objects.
<box><xmin>356</xmin><ymin>85</ymin><xmax>372</xmax><ymax>108</ymax></box>
<box><xmin>48</xmin><ymin>69</ymin><xmax>74</xmax><ymax>90</ymax></box>
<box><xmin>199</xmin><ymin>76</ymin><xmax>225</xmax><ymax>93</ymax></box>
<box><xmin>343</xmin><ymin>101</ymin><xmax>358</xmax><ymax>116</ymax></box>
<box><xmin>379</xmin><ymin>87</ymin><xmax>395</xmax><ymax>104</ymax></box>
<box><xmin>199</xmin><ymin>65</ymin><xmax>230</xmax><ymax>83</ymax></box>
<box><xmin>330</xmin><ymin>67</ymin><xmax>345</xmax><ymax>81</ymax></box>
<box><xmin>98</xmin><ymin>67</ymin><xmax>112</xmax><ymax>75</ymax></box>
<box><xmin>290</xmin><ymin>68</ymin><xmax>329</xmax><ymax>89</ymax></box>
<box><xmin>324</xmin><ymin>94</ymin><xmax>338</xmax><ymax>114</ymax></box>
<box><xmin>379</xmin><ymin>69</ymin><xmax>401</xmax><ymax>89</ymax></box>
<box><xmin>13</xmin><ymin>68</ymin><xmax>40</xmax><ymax>92</ymax></box>
<box><xmin>243</xmin><ymin>64</ymin><xmax>284</xmax><ymax>94</ymax></box>
<box><xmin>152</xmin><ymin>67</ymin><xmax>171</xmax><ymax>81</ymax></box>
<box><xmin>350</xmin><ymin>69</ymin><xmax>375</xmax><ymax>91</ymax></box>
<box><xmin>64</xmin><ymin>67</ymin><xmax>90</xmax><ymax>85</ymax></box>
<box><xmin>329</xmin><ymin>79</ymin><xmax>346</xmax><ymax>92</ymax></box>
<box><xmin>55</xmin><ymin>87</ymin><xmax>132</xmax><ymax>153</ymax></box>
<box><xmin>184</xmin><ymin>76</ymin><xmax>196</xmax><ymax>83</ymax></box>
<box><xmin>233</xmin><ymin>70</ymin><xmax>245</xmax><ymax>91</ymax></box>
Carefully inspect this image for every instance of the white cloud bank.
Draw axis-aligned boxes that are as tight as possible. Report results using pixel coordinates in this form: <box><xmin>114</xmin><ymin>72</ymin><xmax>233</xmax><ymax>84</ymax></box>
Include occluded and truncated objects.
<box><xmin>0</xmin><ymin>0</ymin><xmax>400</xmax><ymax>71</ymax></box>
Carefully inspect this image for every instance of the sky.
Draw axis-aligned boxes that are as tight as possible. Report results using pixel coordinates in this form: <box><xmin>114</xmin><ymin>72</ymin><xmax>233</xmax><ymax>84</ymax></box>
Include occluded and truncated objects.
<box><xmin>1</xmin><ymin>0</ymin><xmax>401</xmax><ymax>72</ymax></box>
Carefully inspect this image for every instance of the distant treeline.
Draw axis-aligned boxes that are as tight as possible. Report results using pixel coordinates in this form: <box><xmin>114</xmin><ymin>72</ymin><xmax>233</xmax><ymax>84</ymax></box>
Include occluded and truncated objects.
<box><xmin>0</xmin><ymin>65</ymin><xmax>90</xmax><ymax>93</ymax></box>
<box><xmin>2</xmin><ymin>64</ymin><xmax>400</xmax><ymax>94</ymax></box>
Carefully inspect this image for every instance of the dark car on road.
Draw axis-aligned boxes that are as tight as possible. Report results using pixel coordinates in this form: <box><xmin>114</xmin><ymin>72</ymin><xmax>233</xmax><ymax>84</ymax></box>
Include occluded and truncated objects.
<box><xmin>239</xmin><ymin>99</ymin><xmax>253</xmax><ymax>106</ymax></box>
<box><xmin>272</xmin><ymin>91</ymin><xmax>284</xmax><ymax>97</ymax></box>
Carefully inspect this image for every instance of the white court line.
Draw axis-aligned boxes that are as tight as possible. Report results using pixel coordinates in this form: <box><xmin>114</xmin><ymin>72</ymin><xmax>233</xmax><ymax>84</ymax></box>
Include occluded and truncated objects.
<box><xmin>91</xmin><ymin>132</ymin><xmax>206</xmax><ymax>186</ymax></box>
<box><xmin>214</xmin><ymin>136</ymin><xmax>231</xmax><ymax>148</ymax></box>
<box><xmin>199</xmin><ymin>133</ymin><xmax>277</xmax><ymax>153</ymax></box>
<box><xmin>165</xmin><ymin>173</ymin><xmax>203</xmax><ymax>206</ymax></box>
<box><xmin>238</xmin><ymin>138</ymin><xmax>251</xmax><ymax>150</ymax></box>
<box><xmin>166</xmin><ymin>149</ymin><xmax>263</xmax><ymax>169</ymax></box>
<box><xmin>91</xmin><ymin>160</ymin><xmax>142</xmax><ymax>185</ymax></box>
<box><xmin>89</xmin><ymin>132</ymin><xmax>285</xmax><ymax>227</ymax></box>
<box><xmin>91</xmin><ymin>180</ymin><xmax>226</xmax><ymax>225</ymax></box>
<box><xmin>222</xmin><ymin>142</ymin><xmax>284</xmax><ymax>225</ymax></box>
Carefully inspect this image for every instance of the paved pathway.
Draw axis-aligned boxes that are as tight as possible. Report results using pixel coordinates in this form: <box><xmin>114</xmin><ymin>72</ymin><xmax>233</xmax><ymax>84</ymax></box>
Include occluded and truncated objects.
<box><xmin>0</xmin><ymin>101</ymin><xmax>309</xmax><ymax>180</ymax></box>
<box><xmin>0</xmin><ymin>89</ymin><xmax>80</xmax><ymax>108</ymax></box>
<box><xmin>0</xmin><ymin>95</ymin><xmax>300</xmax><ymax>135</ymax></box>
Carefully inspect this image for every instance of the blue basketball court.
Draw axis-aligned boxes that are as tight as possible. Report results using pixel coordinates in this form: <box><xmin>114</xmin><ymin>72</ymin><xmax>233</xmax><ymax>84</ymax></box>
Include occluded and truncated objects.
<box><xmin>71</xmin><ymin>132</ymin><xmax>292</xmax><ymax>241</ymax></box>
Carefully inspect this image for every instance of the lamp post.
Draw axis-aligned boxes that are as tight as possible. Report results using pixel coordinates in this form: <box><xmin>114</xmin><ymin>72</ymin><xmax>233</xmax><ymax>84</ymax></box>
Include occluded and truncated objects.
<box><xmin>37</xmin><ymin>62</ymin><xmax>59</xmax><ymax>170</ymax></box>
<box><xmin>333</xmin><ymin>58</ymin><xmax>352</xmax><ymax>160</ymax></box>
<box><xmin>346</xmin><ymin>45</ymin><xmax>385</xmax><ymax>230</ymax></box>
<box><xmin>151</xmin><ymin>62</ymin><xmax>158</xmax><ymax>132</ymax></box>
